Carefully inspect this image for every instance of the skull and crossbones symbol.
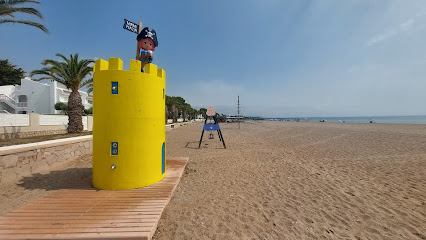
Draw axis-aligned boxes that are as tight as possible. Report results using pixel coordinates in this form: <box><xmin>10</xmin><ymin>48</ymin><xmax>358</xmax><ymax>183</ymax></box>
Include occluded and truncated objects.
<box><xmin>145</xmin><ymin>31</ymin><xmax>155</xmax><ymax>38</ymax></box>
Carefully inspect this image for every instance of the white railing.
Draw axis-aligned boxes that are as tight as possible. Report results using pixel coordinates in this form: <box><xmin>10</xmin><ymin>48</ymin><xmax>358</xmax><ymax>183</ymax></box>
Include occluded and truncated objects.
<box><xmin>0</xmin><ymin>110</ymin><xmax>11</xmax><ymax>114</ymax></box>
<box><xmin>0</xmin><ymin>94</ymin><xmax>16</xmax><ymax>105</ymax></box>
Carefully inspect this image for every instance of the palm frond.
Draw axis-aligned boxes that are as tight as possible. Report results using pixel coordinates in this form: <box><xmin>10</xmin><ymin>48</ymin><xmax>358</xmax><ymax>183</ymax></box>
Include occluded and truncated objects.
<box><xmin>29</xmin><ymin>68</ymin><xmax>50</xmax><ymax>77</ymax></box>
<box><xmin>0</xmin><ymin>19</ymin><xmax>49</xmax><ymax>33</ymax></box>
<box><xmin>1</xmin><ymin>0</ymin><xmax>41</xmax><ymax>6</ymax></box>
<box><xmin>50</xmin><ymin>77</ymin><xmax>68</xmax><ymax>87</ymax></box>
<box><xmin>32</xmin><ymin>53</ymin><xmax>94</xmax><ymax>92</ymax></box>
<box><xmin>41</xmin><ymin>59</ymin><xmax>59</xmax><ymax>66</ymax></box>
<box><xmin>79</xmin><ymin>78</ymin><xmax>92</xmax><ymax>88</ymax></box>
<box><xmin>0</xmin><ymin>7</ymin><xmax>43</xmax><ymax>19</ymax></box>
<box><xmin>55</xmin><ymin>53</ymin><xmax>71</xmax><ymax>66</ymax></box>
<box><xmin>77</xmin><ymin>65</ymin><xmax>93</xmax><ymax>80</ymax></box>
<box><xmin>31</xmin><ymin>76</ymin><xmax>50</xmax><ymax>81</ymax></box>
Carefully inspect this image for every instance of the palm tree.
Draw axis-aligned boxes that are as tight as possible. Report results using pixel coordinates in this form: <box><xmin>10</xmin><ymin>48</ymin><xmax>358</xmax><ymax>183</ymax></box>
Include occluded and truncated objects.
<box><xmin>199</xmin><ymin>108</ymin><xmax>207</xmax><ymax>118</ymax></box>
<box><xmin>165</xmin><ymin>95</ymin><xmax>172</xmax><ymax>121</ymax></box>
<box><xmin>181</xmin><ymin>103</ymin><xmax>191</xmax><ymax>122</ymax></box>
<box><xmin>190</xmin><ymin>108</ymin><xmax>199</xmax><ymax>120</ymax></box>
<box><xmin>171</xmin><ymin>104</ymin><xmax>178</xmax><ymax>123</ymax></box>
<box><xmin>165</xmin><ymin>95</ymin><xmax>179</xmax><ymax>123</ymax></box>
<box><xmin>0</xmin><ymin>0</ymin><xmax>49</xmax><ymax>34</ymax></box>
<box><xmin>30</xmin><ymin>53</ymin><xmax>94</xmax><ymax>133</ymax></box>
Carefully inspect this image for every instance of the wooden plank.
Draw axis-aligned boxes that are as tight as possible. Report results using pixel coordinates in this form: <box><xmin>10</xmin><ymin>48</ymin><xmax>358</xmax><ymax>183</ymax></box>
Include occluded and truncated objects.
<box><xmin>0</xmin><ymin>157</ymin><xmax>188</xmax><ymax>240</ymax></box>
<box><xmin>54</xmin><ymin>232</ymin><xmax>149</xmax><ymax>239</ymax></box>
<box><xmin>13</xmin><ymin>207</ymin><xmax>165</xmax><ymax>213</ymax></box>
<box><xmin>20</xmin><ymin>202</ymin><xmax>167</xmax><ymax>207</ymax></box>
<box><xmin>0</xmin><ymin>215</ymin><xmax>161</xmax><ymax>221</ymax></box>
<box><xmin>41</xmin><ymin>196</ymin><xmax>171</xmax><ymax>200</ymax></box>
<box><xmin>0</xmin><ymin>227</ymin><xmax>152</xmax><ymax>234</ymax></box>
<box><xmin>6</xmin><ymin>212</ymin><xmax>163</xmax><ymax>217</ymax></box>
<box><xmin>46</xmin><ymin>191</ymin><xmax>174</xmax><ymax>195</ymax></box>
<box><xmin>19</xmin><ymin>204</ymin><xmax>166</xmax><ymax>209</ymax></box>
<box><xmin>16</xmin><ymin>206</ymin><xmax>165</xmax><ymax>212</ymax></box>
<box><xmin>0</xmin><ymin>232</ymin><xmax>149</xmax><ymax>240</ymax></box>
<box><xmin>0</xmin><ymin>218</ymin><xmax>158</xmax><ymax>224</ymax></box>
<box><xmin>0</xmin><ymin>222</ymin><xmax>154</xmax><ymax>229</ymax></box>
<box><xmin>31</xmin><ymin>199</ymin><xmax>169</xmax><ymax>204</ymax></box>
<box><xmin>0</xmin><ymin>234</ymin><xmax>55</xmax><ymax>239</ymax></box>
<box><xmin>61</xmin><ymin>227</ymin><xmax>153</xmax><ymax>233</ymax></box>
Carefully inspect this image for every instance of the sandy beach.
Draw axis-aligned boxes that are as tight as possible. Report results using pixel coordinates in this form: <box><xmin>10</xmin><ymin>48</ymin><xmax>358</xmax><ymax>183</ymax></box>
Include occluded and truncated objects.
<box><xmin>1</xmin><ymin>121</ymin><xmax>425</xmax><ymax>239</ymax></box>
<box><xmin>154</xmin><ymin>121</ymin><xmax>426</xmax><ymax>239</ymax></box>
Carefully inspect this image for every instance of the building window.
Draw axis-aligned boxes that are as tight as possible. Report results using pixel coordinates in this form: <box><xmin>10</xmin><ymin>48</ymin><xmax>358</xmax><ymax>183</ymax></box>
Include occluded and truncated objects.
<box><xmin>18</xmin><ymin>95</ymin><xmax>28</xmax><ymax>102</ymax></box>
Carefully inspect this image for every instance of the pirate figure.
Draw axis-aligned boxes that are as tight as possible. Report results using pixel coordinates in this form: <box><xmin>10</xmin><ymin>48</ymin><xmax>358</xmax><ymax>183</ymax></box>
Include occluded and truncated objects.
<box><xmin>137</xmin><ymin>27</ymin><xmax>158</xmax><ymax>72</ymax></box>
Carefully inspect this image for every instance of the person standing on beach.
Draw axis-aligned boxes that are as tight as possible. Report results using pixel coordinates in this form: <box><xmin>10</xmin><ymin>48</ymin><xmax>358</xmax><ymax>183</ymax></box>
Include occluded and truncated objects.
<box><xmin>136</xmin><ymin>27</ymin><xmax>158</xmax><ymax>72</ymax></box>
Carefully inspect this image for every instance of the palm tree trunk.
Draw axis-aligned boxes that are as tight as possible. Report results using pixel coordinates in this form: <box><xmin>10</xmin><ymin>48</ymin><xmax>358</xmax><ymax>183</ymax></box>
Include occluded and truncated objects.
<box><xmin>172</xmin><ymin>105</ymin><xmax>177</xmax><ymax>123</ymax></box>
<box><xmin>165</xmin><ymin>105</ymin><xmax>169</xmax><ymax>124</ymax></box>
<box><xmin>67</xmin><ymin>90</ymin><xmax>83</xmax><ymax>133</ymax></box>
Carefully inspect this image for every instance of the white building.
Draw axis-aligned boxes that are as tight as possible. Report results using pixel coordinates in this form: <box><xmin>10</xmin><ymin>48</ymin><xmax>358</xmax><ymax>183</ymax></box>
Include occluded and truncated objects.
<box><xmin>0</xmin><ymin>77</ymin><xmax>92</xmax><ymax>114</ymax></box>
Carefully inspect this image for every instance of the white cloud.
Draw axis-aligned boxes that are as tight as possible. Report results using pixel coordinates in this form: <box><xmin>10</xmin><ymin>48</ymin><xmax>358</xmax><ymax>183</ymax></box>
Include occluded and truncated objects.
<box><xmin>367</xmin><ymin>18</ymin><xmax>414</xmax><ymax>46</ymax></box>
<box><xmin>366</xmin><ymin>10</ymin><xmax>426</xmax><ymax>46</ymax></box>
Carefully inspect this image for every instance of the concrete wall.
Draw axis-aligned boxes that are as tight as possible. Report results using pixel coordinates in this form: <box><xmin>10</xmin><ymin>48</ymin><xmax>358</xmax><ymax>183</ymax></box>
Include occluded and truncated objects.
<box><xmin>39</xmin><ymin>115</ymin><xmax>89</xmax><ymax>131</ymax></box>
<box><xmin>0</xmin><ymin>114</ymin><xmax>29</xmax><ymax>126</ymax></box>
<box><xmin>20</xmin><ymin>78</ymin><xmax>51</xmax><ymax>114</ymax></box>
<box><xmin>39</xmin><ymin>114</ymin><xmax>68</xmax><ymax>126</ymax></box>
<box><xmin>50</xmin><ymin>81</ymin><xmax>58</xmax><ymax>114</ymax></box>
<box><xmin>0</xmin><ymin>114</ymin><xmax>93</xmax><ymax>139</ymax></box>
<box><xmin>0</xmin><ymin>85</ymin><xmax>16</xmax><ymax>98</ymax></box>
<box><xmin>0</xmin><ymin>136</ymin><xmax>92</xmax><ymax>184</ymax></box>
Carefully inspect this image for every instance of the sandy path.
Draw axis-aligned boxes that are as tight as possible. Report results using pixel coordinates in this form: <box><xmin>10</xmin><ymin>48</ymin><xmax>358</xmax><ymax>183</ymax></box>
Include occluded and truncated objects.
<box><xmin>154</xmin><ymin>121</ymin><xmax>426</xmax><ymax>240</ymax></box>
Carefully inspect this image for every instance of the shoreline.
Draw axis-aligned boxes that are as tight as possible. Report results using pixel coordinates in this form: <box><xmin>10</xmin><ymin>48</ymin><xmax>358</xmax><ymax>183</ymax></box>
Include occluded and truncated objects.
<box><xmin>258</xmin><ymin>116</ymin><xmax>426</xmax><ymax>124</ymax></box>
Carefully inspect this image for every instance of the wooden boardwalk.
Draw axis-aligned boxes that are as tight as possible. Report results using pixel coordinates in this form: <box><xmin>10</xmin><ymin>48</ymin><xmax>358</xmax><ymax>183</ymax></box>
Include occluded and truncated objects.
<box><xmin>0</xmin><ymin>157</ymin><xmax>188</xmax><ymax>240</ymax></box>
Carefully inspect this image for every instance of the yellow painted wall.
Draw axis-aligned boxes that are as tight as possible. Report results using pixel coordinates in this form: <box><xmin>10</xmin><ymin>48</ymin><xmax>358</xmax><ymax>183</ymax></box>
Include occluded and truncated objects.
<box><xmin>92</xmin><ymin>58</ymin><xmax>166</xmax><ymax>190</ymax></box>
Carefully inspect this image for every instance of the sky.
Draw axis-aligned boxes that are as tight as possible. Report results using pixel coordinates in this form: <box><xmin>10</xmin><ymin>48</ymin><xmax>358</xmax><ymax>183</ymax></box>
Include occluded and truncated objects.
<box><xmin>2</xmin><ymin>0</ymin><xmax>426</xmax><ymax>117</ymax></box>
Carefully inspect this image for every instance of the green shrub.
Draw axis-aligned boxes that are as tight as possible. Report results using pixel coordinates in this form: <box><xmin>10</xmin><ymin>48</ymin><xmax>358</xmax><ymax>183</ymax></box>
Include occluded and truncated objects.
<box><xmin>54</xmin><ymin>102</ymin><xmax>68</xmax><ymax>114</ymax></box>
<box><xmin>84</xmin><ymin>107</ymin><xmax>93</xmax><ymax>115</ymax></box>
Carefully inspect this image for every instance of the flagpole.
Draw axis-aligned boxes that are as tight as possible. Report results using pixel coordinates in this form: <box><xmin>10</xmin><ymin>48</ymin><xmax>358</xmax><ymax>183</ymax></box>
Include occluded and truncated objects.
<box><xmin>136</xmin><ymin>21</ymin><xmax>143</xmax><ymax>60</ymax></box>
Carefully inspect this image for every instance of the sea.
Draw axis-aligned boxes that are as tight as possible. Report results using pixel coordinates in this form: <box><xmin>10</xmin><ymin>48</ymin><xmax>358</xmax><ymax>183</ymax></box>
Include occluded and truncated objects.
<box><xmin>267</xmin><ymin>116</ymin><xmax>426</xmax><ymax>124</ymax></box>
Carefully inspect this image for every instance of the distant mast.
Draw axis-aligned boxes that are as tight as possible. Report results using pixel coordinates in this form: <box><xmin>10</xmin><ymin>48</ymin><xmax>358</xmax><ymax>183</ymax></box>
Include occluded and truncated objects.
<box><xmin>237</xmin><ymin>95</ymin><xmax>240</xmax><ymax>129</ymax></box>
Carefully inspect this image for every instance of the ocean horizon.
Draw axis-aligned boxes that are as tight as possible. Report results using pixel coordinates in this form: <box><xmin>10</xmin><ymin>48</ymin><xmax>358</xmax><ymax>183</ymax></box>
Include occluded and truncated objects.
<box><xmin>264</xmin><ymin>115</ymin><xmax>426</xmax><ymax>124</ymax></box>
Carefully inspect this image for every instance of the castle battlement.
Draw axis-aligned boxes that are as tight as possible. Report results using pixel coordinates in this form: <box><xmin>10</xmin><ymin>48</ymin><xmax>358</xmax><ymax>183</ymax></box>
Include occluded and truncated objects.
<box><xmin>94</xmin><ymin>58</ymin><xmax>165</xmax><ymax>80</ymax></box>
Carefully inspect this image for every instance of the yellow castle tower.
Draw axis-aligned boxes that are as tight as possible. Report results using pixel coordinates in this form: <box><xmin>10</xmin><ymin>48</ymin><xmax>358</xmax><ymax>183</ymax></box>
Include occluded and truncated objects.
<box><xmin>92</xmin><ymin>58</ymin><xmax>166</xmax><ymax>190</ymax></box>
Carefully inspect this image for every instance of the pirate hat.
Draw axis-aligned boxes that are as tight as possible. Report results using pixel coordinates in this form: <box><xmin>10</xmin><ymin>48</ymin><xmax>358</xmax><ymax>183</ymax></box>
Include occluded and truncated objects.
<box><xmin>137</xmin><ymin>27</ymin><xmax>158</xmax><ymax>47</ymax></box>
